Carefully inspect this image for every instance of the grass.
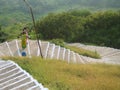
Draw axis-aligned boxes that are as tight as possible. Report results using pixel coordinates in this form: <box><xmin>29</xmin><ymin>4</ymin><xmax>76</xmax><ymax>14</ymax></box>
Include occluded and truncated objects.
<box><xmin>2</xmin><ymin>57</ymin><xmax>120</xmax><ymax>90</ymax></box>
<box><xmin>65</xmin><ymin>45</ymin><xmax>101</xmax><ymax>59</ymax></box>
<box><xmin>50</xmin><ymin>38</ymin><xmax>101</xmax><ymax>59</ymax></box>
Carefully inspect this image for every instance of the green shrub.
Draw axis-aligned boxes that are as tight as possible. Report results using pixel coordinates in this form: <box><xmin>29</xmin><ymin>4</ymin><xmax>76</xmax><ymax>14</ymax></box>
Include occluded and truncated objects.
<box><xmin>50</xmin><ymin>39</ymin><xmax>65</xmax><ymax>47</ymax></box>
<box><xmin>0</xmin><ymin>26</ymin><xmax>8</xmax><ymax>42</ymax></box>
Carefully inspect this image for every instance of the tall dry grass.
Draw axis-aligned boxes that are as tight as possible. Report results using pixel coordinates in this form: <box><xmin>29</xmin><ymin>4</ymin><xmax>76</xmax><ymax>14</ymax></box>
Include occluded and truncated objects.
<box><xmin>2</xmin><ymin>57</ymin><xmax>120</xmax><ymax>90</ymax></box>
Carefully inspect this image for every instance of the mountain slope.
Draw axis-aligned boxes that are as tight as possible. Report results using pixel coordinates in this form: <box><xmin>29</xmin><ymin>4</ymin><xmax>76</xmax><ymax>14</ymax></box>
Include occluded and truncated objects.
<box><xmin>0</xmin><ymin>0</ymin><xmax>120</xmax><ymax>26</ymax></box>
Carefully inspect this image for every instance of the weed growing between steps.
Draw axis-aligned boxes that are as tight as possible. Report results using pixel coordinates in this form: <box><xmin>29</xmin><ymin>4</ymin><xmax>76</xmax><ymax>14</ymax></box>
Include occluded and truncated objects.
<box><xmin>65</xmin><ymin>45</ymin><xmax>101</xmax><ymax>59</ymax></box>
<box><xmin>50</xmin><ymin>39</ymin><xmax>101</xmax><ymax>59</ymax></box>
<box><xmin>2</xmin><ymin>57</ymin><xmax>120</xmax><ymax>90</ymax></box>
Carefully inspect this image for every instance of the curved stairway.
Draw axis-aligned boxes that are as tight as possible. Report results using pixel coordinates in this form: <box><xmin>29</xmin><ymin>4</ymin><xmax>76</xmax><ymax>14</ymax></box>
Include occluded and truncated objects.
<box><xmin>0</xmin><ymin>39</ymin><xmax>120</xmax><ymax>64</ymax></box>
<box><xmin>68</xmin><ymin>43</ymin><xmax>120</xmax><ymax>65</ymax></box>
<box><xmin>0</xmin><ymin>39</ymin><xmax>104</xmax><ymax>64</ymax></box>
<box><xmin>0</xmin><ymin>40</ymin><xmax>120</xmax><ymax>90</ymax></box>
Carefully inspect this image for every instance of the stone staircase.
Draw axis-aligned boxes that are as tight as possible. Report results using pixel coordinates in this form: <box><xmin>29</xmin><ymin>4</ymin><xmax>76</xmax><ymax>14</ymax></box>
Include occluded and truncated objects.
<box><xmin>68</xmin><ymin>43</ymin><xmax>120</xmax><ymax>65</ymax></box>
<box><xmin>1</xmin><ymin>39</ymin><xmax>120</xmax><ymax>64</ymax></box>
<box><xmin>0</xmin><ymin>59</ymin><xmax>48</xmax><ymax>90</ymax></box>
<box><xmin>0</xmin><ymin>40</ymin><xmax>87</xmax><ymax>64</ymax></box>
<box><xmin>0</xmin><ymin>39</ymin><xmax>120</xmax><ymax>90</ymax></box>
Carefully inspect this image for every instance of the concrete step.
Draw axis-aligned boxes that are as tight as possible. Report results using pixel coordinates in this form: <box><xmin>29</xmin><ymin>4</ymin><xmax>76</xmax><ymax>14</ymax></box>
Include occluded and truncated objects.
<box><xmin>29</xmin><ymin>40</ymin><xmax>38</xmax><ymax>56</ymax></box>
<box><xmin>0</xmin><ymin>61</ymin><xmax>10</xmax><ymax>66</ymax></box>
<box><xmin>0</xmin><ymin>71</ymin><xmax>24</xmax><ymax>84</ymax></box>
<box><xmin>101</xmin><ymin>48</ymin><xmax>119</xmax><ymax>57</ymax></box>
<box><xmin>69</xmin><ymin>43</ymin><xmax>109</xmax><ymax>55</ymax></box>
<box><xmin>0</xmin><ymin>61</ymin><xmax>13</xmax><ymax>69</ymax></box>
<box><xmin>79</xmin><ymin>55</ymin><xmax>99</xmax><ymax>64</ymax></box>
<box><xmin>0</xmin><ymin>64</ymin><xmax>17</xmax><ymax>74</ymax></box>
<box><xmin>103</xmin><ymin>51</ymin><xmax>120</xmax><ymax>57</ymax></box>
<box><xmin>0</xmin><ymin>68</ymin><xmax>20</xmax><ymax>79</ymax></box>
<box><xmin>0</xmin><ymin>74</ymin><xmax>27</xmax><ymax>87</ymax></box>
<box><xmin>1</xmin><ymin>77</ymin><xmax>31</xmax><ymax>90</ymax></box>
<box><xmin>27</xmin><ymin>84</ymin><xmax>48</xmax><ymax>90</ymax></box>
<box><xmin>41</xmin><ymin>41</ymin><xmax>50</xmax><ymax>58</ymax></box>
<box><xmin>27</xmin><ymin>85</ymin><xmax>39</xmax><ymax>90</ymax></box>
<box><xmin>0</xmin><ymin>51</ymin><xmax>4</xmax><ymax>56</ymax></box>
<box><xmin>70</xmin><ymin>51</ymin><xmax>76</xmax><ymax>63</ymax></box>
<box><xmin>47</xmin><ymin>44</ymin><xmax>55</xmax><ymax>58</ymax></box>
<box><xmin>52</xmin><ymin>46</ymin><xmax>60</xmax><ymax>59</ymax></box>
<box><xmin>106</xmin><ymin>55</ymin><xmax>120</xmax><ymax>59</ymax></box>
<box><xmin>11</xmin><ymin>81</ymin><xmax>36</xmax><ymax>90</ymax></box>
<box><xmin>59</xmin><ymin>47</ymin><xmax>66</xmax><ymax>60</ymax></box>
<box><xmin>6</xmin><ymin>40</ymin><xmax>18</xmax><ymax>56</ymax></box>
<box><xmin>0</xmin><ymin>42</ymin><xmax>11</xmax><ymax>56</ymax></box>
<box><xmin>0</xmin><ymin>60</ymin><xmax>5</xmax><ymax>63</ymax></box>
<box><xmin>82</xmin><ymin>46</ymin><xmax>107</xmax><ymax>55</ymax></box>
<box><xmin>75</xmin><ymin>53</ymin><xmax>85</xmax><ymax>64</ymax></box>
<box><xmin>64</xmin><ymin>49</ymin><xmax>70</xmax><ymax>63</ymax></box>
<box><xmin>101</xmin><ymin>57</ymin><xmax>120</xmax><ymax>65</ymax></box>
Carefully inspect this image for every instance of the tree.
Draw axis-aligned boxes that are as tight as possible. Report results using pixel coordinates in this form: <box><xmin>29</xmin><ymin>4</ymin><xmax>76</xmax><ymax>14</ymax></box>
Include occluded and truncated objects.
<box><xmin>0</xmin><ymin>25</ymin><xmax>8</xmax><ymax>42</ymax></box>
<box><xmin>36</xmin><ymin>10</ymin><xmax>120</xmax><ymax>48</ymax></box>
<box><xmin>36</xmin><ymin>12</ymin><xmax>84</xmax><ymax>42</ymax></box>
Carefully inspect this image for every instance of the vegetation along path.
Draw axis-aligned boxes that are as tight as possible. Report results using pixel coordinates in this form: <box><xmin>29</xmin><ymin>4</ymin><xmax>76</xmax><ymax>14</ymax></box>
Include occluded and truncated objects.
<box><xmin>0</xmin><ymin>39</ymin><xmax>120</xmax><ymax>90</ymax></box>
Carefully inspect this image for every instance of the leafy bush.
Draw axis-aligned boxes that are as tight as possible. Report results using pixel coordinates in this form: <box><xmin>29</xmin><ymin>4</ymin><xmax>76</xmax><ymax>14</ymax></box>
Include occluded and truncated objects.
<box><xmin>50</xmin><ymin>38</ymin><xmax>65</xmax><ymax>47</ymax></box>
<box><xmin>36</xmin><ymin>12</ymin><xmax>84</xmax><ymax>42</ymax></box>
<box><xmin>36</xmin><ymin>10</ymin><xmax>120</xmax><ymax>48</ymax></box>
<box><xmin>0</xmin><ymin>26</ymin><xmax>8</xmax><ymax>42</ymax></box>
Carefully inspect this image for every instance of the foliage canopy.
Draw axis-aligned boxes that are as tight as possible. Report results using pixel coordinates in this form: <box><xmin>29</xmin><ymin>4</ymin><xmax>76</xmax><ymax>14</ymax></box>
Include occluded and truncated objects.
<box><xmin>36</xmin><ymin>10</ymin><xmax>120</xmax><ymax>48</ymax></box>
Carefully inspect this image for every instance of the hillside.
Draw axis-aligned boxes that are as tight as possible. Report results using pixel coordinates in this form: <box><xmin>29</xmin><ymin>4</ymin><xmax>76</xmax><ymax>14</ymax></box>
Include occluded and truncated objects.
<box><xmin>0</xmin><ymin>0</ymin><xmax>120</xmax><ymax>49</ymax></box>
<box><xmin>0</xmin><ymin>0</ymin><xmax>120</xmax><ymax>26</ymax></box>
<box><xmin>0</xmin><ymin>39</ymin><xmax>120</xmax><ymax>65</ymax></box>
<box><xmin>2</xmin><ymin>57</ymin><xmax>120</xmax><ymax>90</ymax></box>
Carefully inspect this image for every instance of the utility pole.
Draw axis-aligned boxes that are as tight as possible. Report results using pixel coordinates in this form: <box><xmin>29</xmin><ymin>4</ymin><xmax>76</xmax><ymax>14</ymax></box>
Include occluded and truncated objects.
<box><xmin>23</xmin><ymin>0</ymin><xmax>43</xmax><ymax>58</ymax></box>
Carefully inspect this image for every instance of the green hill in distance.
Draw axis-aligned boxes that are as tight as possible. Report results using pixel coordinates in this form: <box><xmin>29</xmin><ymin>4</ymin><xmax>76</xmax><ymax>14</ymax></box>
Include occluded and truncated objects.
<box><xmin>0</xmin><ymin>0</ymin><xmax>120</xmax><ymax>26</ymax></box>
<box><xmin>0</xmin><ymin>0</ymin><xmax>120</xmax><ymax>49</ymax></box>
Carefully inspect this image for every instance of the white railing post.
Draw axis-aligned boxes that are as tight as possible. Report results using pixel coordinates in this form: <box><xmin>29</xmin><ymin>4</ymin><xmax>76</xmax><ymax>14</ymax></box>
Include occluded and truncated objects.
<box><xmin>16</xmin><ymin>40</ymin><xmax>21</xmax><ymax>56</ymax></box>
<box><xmin>6</xmin><ymin>42</ymin><xmax>13</xmax><ymax>56</ymax></box>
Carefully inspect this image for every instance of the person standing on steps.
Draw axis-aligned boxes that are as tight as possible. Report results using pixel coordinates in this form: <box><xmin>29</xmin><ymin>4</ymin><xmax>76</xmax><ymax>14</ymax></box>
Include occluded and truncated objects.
<box><xmin>18</xmin><ymin>27</ymin><xmax>30</xmax><ymax>56</ymax></box>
